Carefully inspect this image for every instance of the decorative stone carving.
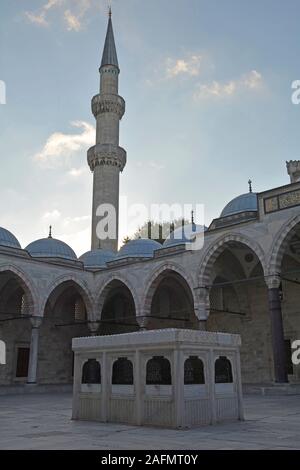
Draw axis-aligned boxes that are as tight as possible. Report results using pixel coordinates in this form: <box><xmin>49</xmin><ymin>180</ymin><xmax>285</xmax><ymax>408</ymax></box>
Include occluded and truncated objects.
<box><xmin>88</xmin><ymin>321</ymin><xmax>100</xmax><ymax>336</ymax></box>
<box><xmin>264</xmin><ymin>274</ymin><xmax>281</xmax><ymax>289</ymax></box>
<box><xmin>87</xmin><ymin>144</ymin><xmax>127</xmax><ymax>172</ymax></box>
<box><xmin>30</xmin><ymin>316</ymin><xmax>43</xmax><ymax>329</ymax></box>
<box><xmin>91</xmin><ymin>94</ymin><xmax>125</xmax><ymax>120</ymax></box>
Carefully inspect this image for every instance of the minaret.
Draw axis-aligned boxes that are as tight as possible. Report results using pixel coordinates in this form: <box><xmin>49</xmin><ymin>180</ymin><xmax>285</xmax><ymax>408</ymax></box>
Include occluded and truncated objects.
<box><xmin>88</xmin><ymin>9</ymin><xmax>126</xmax><ymax>251</ymax></box>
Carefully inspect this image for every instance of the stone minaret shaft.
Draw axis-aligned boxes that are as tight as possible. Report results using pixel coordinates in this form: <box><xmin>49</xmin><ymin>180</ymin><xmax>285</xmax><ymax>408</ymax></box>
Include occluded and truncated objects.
<box><xmin>88</xmin><ymin>12</ymin><xmax>126</xmax><ymax>251</ymax></box>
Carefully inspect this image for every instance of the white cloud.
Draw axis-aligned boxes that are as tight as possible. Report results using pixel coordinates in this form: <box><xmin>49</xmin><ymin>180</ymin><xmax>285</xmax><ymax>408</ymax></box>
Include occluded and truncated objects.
<box><xmin>63</xmin><ymin>215</ymin><xmax>91</xmax><ymax>227</ymax></box>
<box><xmin>33</xmin><ymin>121</ymin><xmax>95</xmax><ymax>168</ymax></box>
<box><xmin>166</xmin><ymin>54</ymin><xmax>203</xmax><ymax>79</ymax></box>
<box><xmin>68</xmin><ymin>166</ymin><xmax>88</xmax><ymax>177</ymax></box>
<box><xmin>24</xmin><ymin>0</ymin><xmax>104</xmax><ymax>31</ymax></box>
<box><xmin>25</xmin><ymin>12</ymin><xmax>48</xmax><ymax>27</ymax></box>
<box><xmin>64</xmin><ymin>10</ymin><xmax>81</xmax><ymax>31</ymax></box>
<box><xmin>243</xmin><ymin>70</ymin><xmax>262</xmax><ymax>89</ymax></box>
<box><xmin>194</xmin><ymin>70</ymin><xmax>263</xmax><ymax>100</ymax></box>
<box><xmin>42</xmin><ymin>209</ymin><xmax>62</xmax><ymax>220</ymax></box>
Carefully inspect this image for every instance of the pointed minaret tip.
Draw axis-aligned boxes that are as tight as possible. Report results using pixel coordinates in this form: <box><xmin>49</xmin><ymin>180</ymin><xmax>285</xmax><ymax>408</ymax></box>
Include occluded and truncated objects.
<box><xmin>100</xmin><ymin>5</ymin><xmax>119</xmax><ymax>69</ymax></box>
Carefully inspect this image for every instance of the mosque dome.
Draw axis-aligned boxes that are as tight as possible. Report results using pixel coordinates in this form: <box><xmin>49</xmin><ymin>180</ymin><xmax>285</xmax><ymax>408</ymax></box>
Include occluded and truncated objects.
<box><xmin>79</xmin><ymin>249</ymin><xmax>116</xmax><ymax>268</ymax></box>
<box><xmin>163</xmin><ymin>224</ymin><xmax>206</xmax><ymax>248</ymax></box>
<box><xmin>221</xmin><ymin>192</ymin><xmax>258</xmax><ymax>218</ymax></box>
<box><xmin>25</xmin><ymin>237</ymin><xmax>77</xmax><ymax>261</ymax></box>
<box><xmin>117</xmin><ymin>238</ymin><xmax>161</xmax><ymax>259</ymax></box>
<box><xmin>0</xmin><ymin>227</ymin><xmax>21</xmax><ymax>249</ymax></box>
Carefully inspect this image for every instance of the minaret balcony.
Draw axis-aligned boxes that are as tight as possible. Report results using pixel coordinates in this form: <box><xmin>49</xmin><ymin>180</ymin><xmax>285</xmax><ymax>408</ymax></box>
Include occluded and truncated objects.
<box><xmin>91</xmin><ymin>94</ymin><xmax>125</xmax><ymax>119</ymax></box>
<box><xmin>87</xmin><ymin>144</ymin><xmax>127</xmax><ymax>172</ymax></box>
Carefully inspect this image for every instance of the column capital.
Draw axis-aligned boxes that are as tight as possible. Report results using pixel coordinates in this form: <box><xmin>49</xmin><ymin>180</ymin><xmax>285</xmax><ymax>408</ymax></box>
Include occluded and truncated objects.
<box><xmin>30</xmin><ymin>316</ymin><xmax>42</xmax><ymax>329</ymax></box>
<box><xmin>136</xmin><ymin>316</ymin><xmax>150</xmax><ymax>330</ymax></box>
<box><xmin>88</xmin><ymin>321</ymin><xmax>100</xmax><ymax>336</ymax></box>
<box><xmin>265</xmin><ymin>274</ymin><xmax>281</xmax><ymax>289</ymax></box>
<box><xmin>194</xmin><ymin>304</ymin><xmax>209</xmax><ymax>321</ymax></box>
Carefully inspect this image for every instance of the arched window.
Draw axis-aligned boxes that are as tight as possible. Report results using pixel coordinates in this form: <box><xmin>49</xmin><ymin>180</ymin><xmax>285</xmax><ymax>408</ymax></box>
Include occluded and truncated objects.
<box><xmin>184</xmin><ymin>356</ymin><xmax>205</xmax><ymax>384</ymax></box>
<box><xmin>81</xmin><ymin>359</ymin><xmax>101</xmax><ymax>384</ymax></box>
<box><xmin>215</xmin><ymin>356</ymin><xmax>233</xmax><ymax>384</ymax></box>
<box><xmin>112</xmin><ymin>357</ymin><xmax>133</xmax><ymax>385</ymax></box>
<box><xmin>146</xmin><ymin>356</ymin><xmax>172</xmax><ymax>385</ymax></box>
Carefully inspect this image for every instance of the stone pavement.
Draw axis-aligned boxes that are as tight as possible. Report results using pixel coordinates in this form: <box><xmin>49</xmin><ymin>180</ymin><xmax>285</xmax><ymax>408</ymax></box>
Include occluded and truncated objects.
<box><xmin>0</xmin><ymin>393</ymin><xmax>300</xmax><ymax>450</ymax></box>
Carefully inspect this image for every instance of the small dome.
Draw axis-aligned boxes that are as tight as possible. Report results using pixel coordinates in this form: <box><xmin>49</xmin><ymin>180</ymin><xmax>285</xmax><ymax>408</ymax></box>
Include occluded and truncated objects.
<box><xmin>25</xmin><ymin>237</ymin><xmax>77</xmax><ymax>261</ymax></box>
<box><xmin>0</xmin><ymin>227</ymin><xmax>21</xmax><ymax>249</ymax></box>
<box><xmin>117</xmin><ymin>238</ymin><xmax>161</xmax><ymax>259</ymax></box>
<box><xmin>80</xmin><ymin>249</ymin><xmax>116</xmax><ymax>268</ymax></box>
<box><xmin>221</xmin><ymin>193</ymin><xmax>258</xmax><ymax>217</ymax></box>
<box><xmin>163</xmin><ymin>224</ymin><xmax>206</xmax><ymax>248</ymax></box>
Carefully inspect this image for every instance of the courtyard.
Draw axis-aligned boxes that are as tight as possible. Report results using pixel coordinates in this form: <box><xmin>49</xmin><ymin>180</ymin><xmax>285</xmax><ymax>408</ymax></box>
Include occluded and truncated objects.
<box><xmin>0</xmin><ymin>392</ymin><xmax>300</xmax><ymax>450</ymax></box>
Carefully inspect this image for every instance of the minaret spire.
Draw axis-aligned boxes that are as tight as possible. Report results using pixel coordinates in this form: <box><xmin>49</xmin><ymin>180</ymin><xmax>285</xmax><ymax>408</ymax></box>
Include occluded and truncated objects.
<box><xmin>88</xmin><ymin>12</ymin><xmax>126</xmax><ymax>252</ymax></box>
<box><xmin>101</xmin><ymin>8</ymin><xmax>119</xmax><ymax>69</ymax></box>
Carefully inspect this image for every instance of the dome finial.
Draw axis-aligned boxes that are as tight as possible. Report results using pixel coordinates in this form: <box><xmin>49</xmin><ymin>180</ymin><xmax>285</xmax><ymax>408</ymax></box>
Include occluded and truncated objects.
<box><xmin>248</xmin><ymin>179</ymin><xmax>253</xmax><ymax>193</ymax></box>
<box><xmin>191</xmin><ymin>210</ymin><xmax>195</xmax><ymax>224</ymax></box>
<box><xmin>48</xmin><ymin>225</ymin><xmax>52</xmax><ymax>239</ymax></box>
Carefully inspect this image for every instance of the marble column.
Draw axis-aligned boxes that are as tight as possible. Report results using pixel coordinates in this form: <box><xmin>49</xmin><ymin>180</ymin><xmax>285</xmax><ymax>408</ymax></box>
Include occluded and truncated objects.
<box><xmin>266</xmin><ymin>276</ymin><xmax>288</xmax><ymax>383</ymax></box>
<box><xmin>194</xmin><ymin>286</ymin><xmax>210</xmax><ymax>331</ymax></box>
<box><xmin>27</xmin><ymin>316</ymin><xmax>42</xmax><ymax>384</ymax></box>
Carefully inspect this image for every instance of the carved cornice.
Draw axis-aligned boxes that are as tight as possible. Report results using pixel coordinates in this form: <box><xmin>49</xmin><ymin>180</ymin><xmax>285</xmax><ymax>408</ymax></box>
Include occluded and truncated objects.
<box><xmin>91</xmin><ymin>93</ymin><xmax>125</xmax><ymax>120</ymax></box>
<box><xmin>87</xmin><ymin>144</ymin><xmax>127</xmax><ymax>172</ymax></box>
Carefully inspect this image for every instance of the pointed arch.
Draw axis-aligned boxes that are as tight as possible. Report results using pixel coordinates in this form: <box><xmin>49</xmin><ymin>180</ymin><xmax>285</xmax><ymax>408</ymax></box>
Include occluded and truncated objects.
<box><xmin>268</xmin><ymin>214</ymin><xmax>300</xmax><ymax>275</ymax></box>
<box><xmin>0</xmin><ymin>263</ymin><xmax>38</xmax><ymax>316</ymax></box>
<box><xmin>96</xmin><ymin>273</ymin><xmax>140</xmax><ymax>320</ymax></box>
<box><xmin>198</xmin><ymin>232</ymin><xmax>267</xmax><ymax>287</ymax></box>
<box><xmin>142</xmin><ymin>262</ymin><xmax>197</xmax><ymax>319</ymax></box>
<box><xmin>41</xmin><ymin>274</ymin><xmax>94</xmax><ymax>320</ymax></box>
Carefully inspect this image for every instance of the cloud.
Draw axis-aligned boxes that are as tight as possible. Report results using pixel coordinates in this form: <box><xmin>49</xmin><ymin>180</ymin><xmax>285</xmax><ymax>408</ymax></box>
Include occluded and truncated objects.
<box><xmin>194</xmin><ymin>70</ymin><xmax>263</xmax><ymax>100</ymax></box>
<box><xmin>25</xmin><ymin>11</ymin><xmax>48</xmax><ymax>27</ymax></box>
<box><xmin>68</xmin><ymin>166</ymin><xmax>88</xmax><ymax>177</ymax></box>
<box><xmin>166</xmin><ymin>54</ymin><xmax>203</xmax><ymax>79</ymax></box>
<box><xmin>63</xmin><ymin>215</ymin><xmax>91</xmax><ymax>227</ymax></box>
<box><xmin>64</xmin><ymin>10</ymin><xmax>82</xmax><ymax>31</ymax></box>
<box><xmin>24</xmin><ymin>0</ymin><xmax>104</xmax><ymax>31</ymax></box>
<box><xmin>33</xmin><ymin>121</ymin><xmax>95</xmax><ymax>168</ymax></box>
<box><xmin>42</xmin><ymin>209</ymin><xmax>62</xmax><ymax>220</ymax></box>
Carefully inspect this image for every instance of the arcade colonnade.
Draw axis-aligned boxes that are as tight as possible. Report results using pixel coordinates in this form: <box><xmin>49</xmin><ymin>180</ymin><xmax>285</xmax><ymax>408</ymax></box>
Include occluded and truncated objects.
<box><xmin>0</xmin><ymin>215</ymin><xmax>300</xmax><ymax>386</ymax></box>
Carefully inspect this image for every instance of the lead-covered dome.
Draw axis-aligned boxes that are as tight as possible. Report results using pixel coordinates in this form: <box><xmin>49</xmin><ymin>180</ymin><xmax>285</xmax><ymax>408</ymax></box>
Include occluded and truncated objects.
<box><xmin>80</xmin><ymin>249</ymin><xmax>116</xmax><ymax>268</ymax></box>
<box><xmin>25</xmin><ymin>238</ymin><xmax>77</xmax><ymax>261</ymax></box>
<box><xmin>221</xmin><ymin>193</ymin><xmax>258</xmax><ymax>218</ymax></box>
<box><xmin>117</xmin><ymin>238</ymin><xmax>161</xmax><ymax>259</ymax></box>
<box><xmin>163</xmin><ymin>224</ymin><xmax>206</xmax><ymax>248</ymax></box>
<box><xmin>0</xmin><ymin>227</ymin><xmax>21</xmax><ymax>249</ymax></box>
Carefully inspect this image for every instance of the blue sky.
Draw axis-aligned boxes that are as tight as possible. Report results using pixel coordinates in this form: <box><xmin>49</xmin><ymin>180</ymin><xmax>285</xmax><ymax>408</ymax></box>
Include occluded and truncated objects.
<box><xmin>1</xmin><ymin>0</ymin><xmax>300</xmax><ymax>255</ymax></box>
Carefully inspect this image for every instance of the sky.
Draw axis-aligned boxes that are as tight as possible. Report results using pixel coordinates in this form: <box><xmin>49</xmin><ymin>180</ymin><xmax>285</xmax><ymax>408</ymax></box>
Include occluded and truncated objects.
<box><xmin>1</xmin><ymin>0</ymin><xmax>300</xmax><ymax>255</ymax></box>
